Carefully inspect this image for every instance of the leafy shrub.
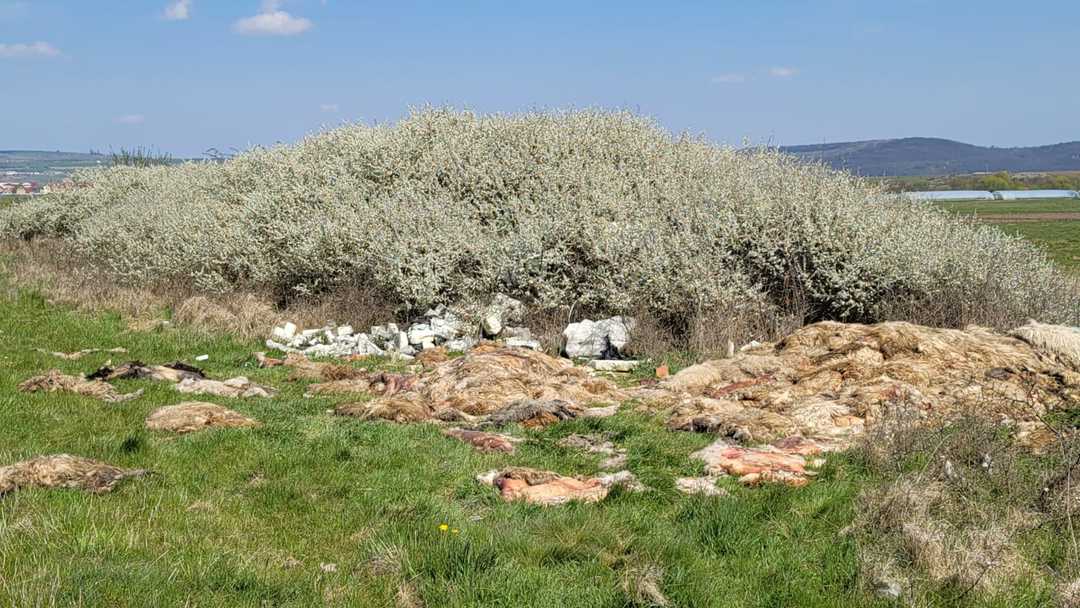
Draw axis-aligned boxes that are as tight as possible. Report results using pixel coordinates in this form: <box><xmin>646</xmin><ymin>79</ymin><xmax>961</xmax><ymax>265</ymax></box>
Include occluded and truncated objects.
<box><xmin>2</xmin><ymin>108</ymin><xmax>1077</xmax><ymax>330</ymax></box>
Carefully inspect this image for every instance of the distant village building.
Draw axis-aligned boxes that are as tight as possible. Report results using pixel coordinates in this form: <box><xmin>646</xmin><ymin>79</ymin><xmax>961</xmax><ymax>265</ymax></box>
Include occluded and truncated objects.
<box><xmin>904</xmin><ymin>190</ymin><xmax>996</xmax><ymax>201</ymax></box>
<box><xmin>0</xmin><ymin>181</ymin><xmax>41</xmax><ymax>195</ymax></box>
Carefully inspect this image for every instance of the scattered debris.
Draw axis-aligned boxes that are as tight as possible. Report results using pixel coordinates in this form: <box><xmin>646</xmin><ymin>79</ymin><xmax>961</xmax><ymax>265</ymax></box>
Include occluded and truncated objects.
<box><xmin>563</xmin><ymin>317</ymin><xmax>635</xmax><ymax>360</ymax></box>
<box><xmin>254</xmin><ymin>351</ymin><xmax>285</xmax><ymax>367</ymax></box>
<box><xmin>267</xmin><ymin>295</ymin><xmax>527</xmax><ymax>360</ymax></box>
<box><xmin>674</xmin><ymin>477</ymin><xmax>729</xmax><ymax>497</ymax></box>
<box><xmin>18</xmin><ymin>369</ymin><xmax>143</xmax><ymax>403</ymax></box>
<box><xmin>443</xmin><ymin>428</ymin><xmax>518</xmax><ymax>453</ymax></box>
<box><xmin>477</xmin><ymin>467</ymin><xmax>642</xmax><ymax>506</ymax></box>
<box><xmin>194</xmin><ymin>354</ymin><xmax>210</xmax><ymax>362</ymax></box>
<box><xmin>871</xmin><ymin>577</ymin><xmax>903</xmax><ymax>600</ymax></box>
<box><xmin>145</xmin><ymin>402</ymin><xmax>260</xmax><ymax>434</ymax></box>
<box><xmin>87</xmin><ymin>360</ymin><xmax>205</xmax><ymax>383</ymax></box>
<box><xmin>655</xmin><ymin>364</ymin><xmax>669</xmax><ymax>379</ymax></box>
<box><xmin>175</xmin><ymin>376</ymin><xmax>276</xmax><ymax>399</ymax></box>
<box><xmin>481</xmin><ymin>294</ymin><xmax>524</xmax><ymax>338</ymax></box>
<box><xmin>320</xmin><ymin>563</ymin><xmax>338</xmax><ymax>574</ymax></box>
<box><xmin>588</xmin><ymin>359</ymin><xmax>640</xmax><ymax>373</ymax></box>
<box><xmin>0</xmin><ymin>454</ymin><xmax>148</xmax><ymax>497</ymax></box>
<box><xmin>35</xmin><ymin>347</ymin><xmax>128</xmax><ymax>360</ymax></box>
<box><xmin>620</xmin><ymin>563</ymin><xmax>670</xmax><ymax>608</ymax></box>
<box><xmin>558</xmin><ymin>434</ymin><xmax>627</xmax><ymax>469</ymax></box>
<box><xmin>1058</xmin><ymin>578</ymin><xmax>1080</xmax><ymax>608</ymax></box>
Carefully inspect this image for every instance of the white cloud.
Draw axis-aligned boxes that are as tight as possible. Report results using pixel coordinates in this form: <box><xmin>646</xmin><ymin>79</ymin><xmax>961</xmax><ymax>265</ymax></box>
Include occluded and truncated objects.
<box><xmin>163</xmin><ymin>0</ymin><xmax>192</xmax><ymax>21</ymax></box>
<box><xmin>320</xmin><ymin>103</ymin><xmax>339</xmax><ymax>113</ymax></box>
<box><xmin>115</xmin><ymin>114</ymin><xmax>146</xmax><ymax>125</ymax></box>
<box><xmin>234</xmin><ymin>1</ymin><xmax>312</xmax><ymax>36</ymax></box>
<box><xmin>769</xmin><ymin>66</ymin><xmax>798</xmax><ymax>78</ymax></box>
<box><xmin>0</xmin><ymin>41</ymin><xmax>60</xmax><ymax>58</ymax></box>
<box><xmin>711</xmin><ymin>73</ymin><xmax>745</xmax><ymax>84</ymax></box>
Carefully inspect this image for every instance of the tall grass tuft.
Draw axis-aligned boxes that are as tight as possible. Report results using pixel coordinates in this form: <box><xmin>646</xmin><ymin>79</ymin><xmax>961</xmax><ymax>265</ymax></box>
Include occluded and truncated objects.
<box><xmin>109</xmin><ymin>146</ymin><xmax>173</xmax><ymax>168</ymax></box>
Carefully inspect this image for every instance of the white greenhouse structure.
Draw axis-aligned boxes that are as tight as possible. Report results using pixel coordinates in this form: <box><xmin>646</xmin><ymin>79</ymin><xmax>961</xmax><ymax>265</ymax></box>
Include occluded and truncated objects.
<box><xmin>904</xmin><ymin>190</ymin><xmax>996</xmax><ymax>201</ymax></box>
<box><xmin>992</xmin><ymin>189</ymin><xmax>1079</xmax><ymax>200</ymax></box>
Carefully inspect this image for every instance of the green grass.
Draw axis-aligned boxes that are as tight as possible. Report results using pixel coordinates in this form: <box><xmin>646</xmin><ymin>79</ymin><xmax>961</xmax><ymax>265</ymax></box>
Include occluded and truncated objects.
<box><xmin>0</xmin><ymin>278</ymin><xmax>1067</xmax><ymax>607</ymax></box>
<box><xmin>0</xmin><ymin>195</ymin><xmax>32</xmax><ymax>209</ymax></box>
<box><xmin>935</xmin><ymin>197</ymin><xmax>1080</xmax><ymax>216</ymax></box>
<box><xmin>997</xmin><ymin>221</ymin><xmax>1080</xmax><ymax>271</ymax></box>
<box><xmin>934</xmin><ymin>198</ymin><xmax>1080</xmax><ymax>272</ymax></box>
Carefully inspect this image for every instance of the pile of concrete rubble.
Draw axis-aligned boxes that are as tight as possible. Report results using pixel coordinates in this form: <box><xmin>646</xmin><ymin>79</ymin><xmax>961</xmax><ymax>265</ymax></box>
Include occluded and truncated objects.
<box><xmin>265</xmin><ymin>293</ymin><xmax>638</xmax><ymax>364</ymax></box>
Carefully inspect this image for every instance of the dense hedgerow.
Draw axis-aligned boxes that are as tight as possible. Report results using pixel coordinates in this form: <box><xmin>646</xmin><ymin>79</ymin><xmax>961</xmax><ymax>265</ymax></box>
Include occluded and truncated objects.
<box><xmin>2</xmin><ymin>109</ymin><xmax>1077</xmax><ymax>328</ymax></box>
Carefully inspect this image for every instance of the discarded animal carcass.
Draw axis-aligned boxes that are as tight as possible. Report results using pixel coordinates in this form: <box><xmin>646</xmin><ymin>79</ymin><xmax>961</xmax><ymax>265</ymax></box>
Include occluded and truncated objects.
<box><xmin>87</xmin><ymin>360</ymin><xmax>205</xmax><ymax>383</ymax></box>
<box><xmin>644</xmin><ymin>321</ymin><xmax>1079</xmax><ymax>447</ymax></box>
<box><xmin>175</xmin><ymin>376</ymin><xmax>276</xmax><ymax>399</ymax></box>
<box><xmin>17</xmin><ymin>369</ymin><xmax>143</xmax><ymax>403</ymax></box>
<box><xmin>443</xmin><ymin>428</ymin><xmax>519</xmax><ymax>453</ymax></box>
<box><xmin>35</xmin><ymin>347</ymin><xmax>128</xmax><ymax>360</ymax></box>
<box><xmin>334</xmin><ymin>345</ymin><xmax>626</xmax><ymax>426</ymax></box>
<box><xmin>145</xmin><ymin>402</ymin><xmax>260</xmax><ymax>434</ymax></box>
<box><xmin>477</xmin><ymin>467</ymin><xmax>643</xmax><ymax>506</ymax></box>
<box><xmin>634</xmin><ymin>320</ymin><xmax>1080</xmax><ymax>486</ymax></box>
<box><xmin>691</xmin><ymin>437</ymin><xmax>828</xmax><ymax>487</ymax></box>
<box><xmin>0</xmin><ymin>454</ymin><xmax>148</xmax><ymax>497</ymax></box>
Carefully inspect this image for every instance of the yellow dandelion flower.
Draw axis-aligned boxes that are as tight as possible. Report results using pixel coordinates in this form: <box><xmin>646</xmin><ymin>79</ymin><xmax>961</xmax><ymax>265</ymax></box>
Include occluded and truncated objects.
<box><xmin>452</xmin><ymin>529</ymin><xmax>460</xmax><ymax>534</ymax></box>
<box><xmin>438</xmin><ymin>524</ymin><xmax>449</xmax><ymax>532</ymax></box>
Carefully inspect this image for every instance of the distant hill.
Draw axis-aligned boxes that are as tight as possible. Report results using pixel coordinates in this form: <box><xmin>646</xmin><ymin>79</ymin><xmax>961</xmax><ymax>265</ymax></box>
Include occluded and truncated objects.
<box><xmin>780</xmin><ymin>138</ymin><xmax>1080</xmax><ymax>177</ymax></box>
<box><xmin>0</xmin><ymin>150</ymin><xmax>108</xmax><ymax>183</ymax></box>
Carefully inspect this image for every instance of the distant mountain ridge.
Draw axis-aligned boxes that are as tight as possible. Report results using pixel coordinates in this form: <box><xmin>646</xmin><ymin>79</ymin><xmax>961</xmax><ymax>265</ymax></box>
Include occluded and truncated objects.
<box><xmin>780</xmin><ymin>137</ymin><xmax>1080</xmax><ymax>176</ymax></box>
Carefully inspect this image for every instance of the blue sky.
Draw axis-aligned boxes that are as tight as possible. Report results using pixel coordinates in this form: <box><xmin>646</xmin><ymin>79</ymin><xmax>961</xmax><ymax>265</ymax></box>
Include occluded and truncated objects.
<box><xmin>3</xmin><ymin>0</ymin><xmax>1078</xmax><ymax>156</ymax></box>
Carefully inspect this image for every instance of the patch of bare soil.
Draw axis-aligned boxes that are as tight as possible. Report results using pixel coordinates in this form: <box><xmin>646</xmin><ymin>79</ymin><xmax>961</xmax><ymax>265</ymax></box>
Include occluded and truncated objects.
<box><xmin>982</xmin><ymin>212</ymin><xmax>1080</xmax><ymax>223</ymax></box>
<box><xmin>0</xmin><ymin>454</ymin><xmax>148</xmax><ymax>496</ymax></box>
<box><xmin>145</xmin><ymin>402</ymin><xmax>261</xmax><ymax>434</ymax></box>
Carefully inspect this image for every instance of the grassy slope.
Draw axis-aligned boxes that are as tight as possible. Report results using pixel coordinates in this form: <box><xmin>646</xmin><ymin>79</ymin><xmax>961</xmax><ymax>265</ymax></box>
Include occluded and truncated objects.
<box><xmin>0</xmin><ymin>271</ymin><xmax>1069</xmax><ymax>605</ymax></box>
<box><xmin>936</xmin><ymin>198</ymin><xmax>1080</xmax><ymax>272</ymax></box>
<box><xmin>0</xmin><ymin>283</ymin><xmax>881</xmax><ymax>607</ymax></box>
<box><xmin>935</xmin><ymin>198</ymin><xmax>1080</xmax><ymax>215</ymax></box>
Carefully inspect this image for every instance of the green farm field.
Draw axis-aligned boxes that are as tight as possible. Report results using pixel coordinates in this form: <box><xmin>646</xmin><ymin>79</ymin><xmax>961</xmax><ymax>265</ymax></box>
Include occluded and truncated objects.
<box><xmin>935</xmin><ymin>198</ymin><xmax>1080</xmax><ymax>272</ymax></box>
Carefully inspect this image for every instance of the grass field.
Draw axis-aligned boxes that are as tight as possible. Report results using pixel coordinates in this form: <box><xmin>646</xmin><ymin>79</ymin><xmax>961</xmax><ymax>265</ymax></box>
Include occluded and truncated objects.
<box><xmin>935</xmin><ymin>198</ymin><xmax>1080</xmax><ymax>216</ymax></box>
<box><xmin>0</xmin><ymin>195</ymin><xmax>32</xmax><ymax>210</ymax></box>
<box><xmin>935</xmin><ymin>198</ymin><xmax>1080</xmax><ymax>272</ymax></box>
<box><xmin>2</xmin><ymin>272</ymin><xmax>1069</xmax><ymax>606</ymax></box>
<box><xmin>0</xmin><ymin>280</ymin><xmax>870</xmax><ymax>607</ymax></box>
